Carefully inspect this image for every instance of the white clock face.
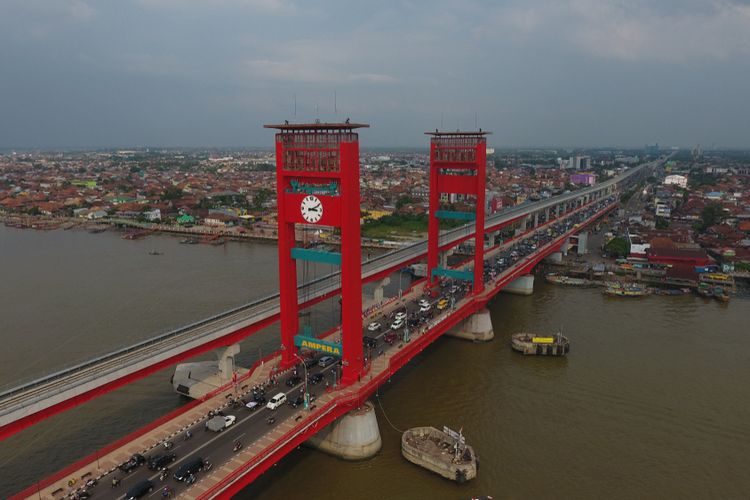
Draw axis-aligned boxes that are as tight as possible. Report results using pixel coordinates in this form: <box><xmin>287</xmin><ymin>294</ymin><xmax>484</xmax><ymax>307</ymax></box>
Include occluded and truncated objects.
<box><xmin>300</xmin><ymin>195</ymin><xmax>323</xmax><ymax>223</ymax></box>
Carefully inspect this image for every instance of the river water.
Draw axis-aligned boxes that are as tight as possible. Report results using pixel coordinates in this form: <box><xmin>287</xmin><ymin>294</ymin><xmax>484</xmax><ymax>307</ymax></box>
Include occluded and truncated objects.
<box><xmin>0</xmin><ymin>225</ymin><xmax>748</xmax><ymax>499</ymax></box>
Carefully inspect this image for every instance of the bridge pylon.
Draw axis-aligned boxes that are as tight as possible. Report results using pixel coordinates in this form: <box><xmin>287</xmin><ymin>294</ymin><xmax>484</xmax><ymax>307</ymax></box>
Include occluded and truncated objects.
<box><xmin>426</xmin><ymin>130</ymin><xmax>490</xmax><ymax>294</ymax></box>
<box><xmin>265</xmin><ymin>121</ymin><xmax>368</xmax><ymax>385</ymax></box>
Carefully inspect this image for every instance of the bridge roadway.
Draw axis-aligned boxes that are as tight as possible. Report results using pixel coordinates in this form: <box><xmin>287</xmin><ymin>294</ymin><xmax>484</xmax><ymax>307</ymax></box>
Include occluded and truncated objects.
<box><xmin>14</xmin><ymin>189</ymin><xmax>620</xmax><ymax>499</ymax></box>
<box><xmin>0</xmin><ymin>158</ymin><xmax>662</xmax><ymax>440</ymax></box>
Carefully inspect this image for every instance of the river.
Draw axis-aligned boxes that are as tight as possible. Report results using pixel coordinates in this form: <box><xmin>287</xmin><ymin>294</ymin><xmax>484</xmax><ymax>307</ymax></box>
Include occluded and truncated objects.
<box><xmin>0</xmin><ymin>225</ymin><xmax>748</xmax><ymax>499</ymax></box>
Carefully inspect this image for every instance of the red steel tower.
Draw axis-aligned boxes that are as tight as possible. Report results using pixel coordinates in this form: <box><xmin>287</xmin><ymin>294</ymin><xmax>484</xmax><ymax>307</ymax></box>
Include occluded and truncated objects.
<box><xmin>265</xmin><ymin>122</ymin><xmax>368</xmax><ymax>385</ymax></box>
<box><xmin>426</xmin><ymin>130</ymin><xmax>489</xmax><ymax>294</ymax></box>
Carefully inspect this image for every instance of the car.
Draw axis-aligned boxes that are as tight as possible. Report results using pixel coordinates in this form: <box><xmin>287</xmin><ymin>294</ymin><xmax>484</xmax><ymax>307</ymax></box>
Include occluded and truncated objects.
<box><xmin>363</xmin><ymin>336</ymin><xmax>378</xmax><ymax>348</ymax></box>
<box><xmin>418</xmin><ymin>299</ymin><xmax>430</xmax><ymax>308</ymax></box>
<box><xmin>318</xmin><ymin>356</ymin><xmax>336</xmax><ymax>367</ymax></box>
<box><xmin>394</xmin><ymin>311</ymin><xmax>407</xmax><ymax>321</ymax></box>
<box><xmin>245</xmin><ymin>400</ymin><xmax>260</xmax><ymax>412</ymax></box>
<box><xmin>289</xmin><ymin>394</ymin><xmax>304</xmax><ymax>408</ymax></box>
<box><xmin>173</xmin><ymin>457</ymin><xmax>205</xmax><ymax>482</ymax></box>
<box><xmin>390</xmin><ymin>318</ymin><xmax>405</xmax><ymax>330</ymax></box>
<box><xmin>119</xmin><ymin>453</ymin><xmax>146</xmax><ymax>473</ymax></box>
<box><xmin>224</xmin><ymin>415</ymin><xmax>237</xmax><ymax>428</ymax></box>
<box><xmin>384</xmin><ymin>332</ymin><xmax>398</xmax><ymax>344</ymax></box>
<box><xmin>266</xmin><ymin>392</ymin><xmax>287</xmax><ymax>410</ymax></box>
<box><xmin>437</xmin><ymin>298</ymin><xmax>449</xmax><ymax>310</ymax></box>
<box><xmin>147</xmin><ymin>452</ymin><xmax>176</xmax><ymax>471</ymax></box>
<box><xmin>252</xmin><ymin>394</ymin><xmax>267</xmax><ymax>405</ymax></box>
<box><xmin>308</xmin><ymin>373</ymin><xmax>324</xmax><ymax>385</ymax></box>
<box><xmin>125</xmin><ymin>479</ymin><xmax>153</xmax><ymax>499</ymax></box>
<box><xmin>303</xmin><ymin>356</ymin><xmax>319</xmax><ymax>369</ymax></box>
<box><xmin>419</xmin><ymin>303</ymin><xmax>431</xmax><ymax>313</ymax></box>
<box><xmin>367</xmin><ymin>322</ymin><xmax>381</xmax><ymax>332</ymax></box>
<box><xmin>286</xmin><ymin>375</ymin><xmax>302</xmax><ymax>387</ymax></box>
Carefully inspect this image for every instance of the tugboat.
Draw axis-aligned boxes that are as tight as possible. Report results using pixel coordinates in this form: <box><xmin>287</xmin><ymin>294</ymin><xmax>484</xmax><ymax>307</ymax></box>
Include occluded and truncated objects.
<box><xmin>511</xmin><ymin>330</ymin><xmax>569</xmax><ymax>356</ymax></box>
<box><xmin>402</xmin><ymin>426</ymin><xmax>477</xmax><ymax>483</ymax></box>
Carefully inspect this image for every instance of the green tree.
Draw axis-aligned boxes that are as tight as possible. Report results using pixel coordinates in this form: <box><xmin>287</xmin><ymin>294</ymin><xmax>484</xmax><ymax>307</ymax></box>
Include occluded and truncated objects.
<box><xmin>161</xmin><ymin>186</ymin><xmax>183</xmax><ymax>201</ymax></box>
<box><xmin>396</xmin><ymin>195</ymin><xmax>416</xmax><ymax>209</ymax></box>
<box><xmin>702</xmin><ymin>202</ymin><xmax>724</xmax><ymax>227</ymax></box>
<box><xmin>605</xmin><ymin>237</ymin><xmax>630</xmax><ymax>258</ymax></box>
<box><xmin>655</xmin><ymin>217</ymin><xmax>670</xmax><ymax>229</ymax></box>
<box><xmin>252</xmin><ymin>188</ymin><xmax>274</xmax><ymax>210</ymax></box>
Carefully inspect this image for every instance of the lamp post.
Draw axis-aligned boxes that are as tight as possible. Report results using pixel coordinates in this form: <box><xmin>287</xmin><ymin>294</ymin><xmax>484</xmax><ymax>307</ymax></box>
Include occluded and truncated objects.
<box><xmin>402</xmin><ymin>304</ymin><xmax>411</xmax><ymax>343</ymax></box>
<box><xmin>292</xmin><ymin>352</ymin><xmax>309</xmax><ymax>410</ymax></box>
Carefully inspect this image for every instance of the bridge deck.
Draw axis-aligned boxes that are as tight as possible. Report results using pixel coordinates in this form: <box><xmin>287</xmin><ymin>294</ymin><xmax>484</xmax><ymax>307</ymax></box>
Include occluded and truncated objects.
<box><xmin>15</xmin><ymin>196</ymin><xmax>619</xmax><ymax>499</ymax></box>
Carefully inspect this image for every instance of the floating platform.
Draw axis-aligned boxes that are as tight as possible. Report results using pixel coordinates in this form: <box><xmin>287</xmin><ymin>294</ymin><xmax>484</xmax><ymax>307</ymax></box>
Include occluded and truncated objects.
<box><xmin>511</xmin><ymin>332</ymin><xmax>569</xmax><ymax>356</ymax></box>
<box><xmin>402</xmin><ymin>426</ymin><xmax>477</xmax><ymax>483</ymax></box>
<box><xmin>545</xmin><ymin>273</ymin><xmax>596</xmax><ymax>287</ymax></box>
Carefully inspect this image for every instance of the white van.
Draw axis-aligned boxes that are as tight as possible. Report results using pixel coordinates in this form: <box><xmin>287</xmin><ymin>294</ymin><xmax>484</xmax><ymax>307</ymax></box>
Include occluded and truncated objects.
<box><xmin>266</xmin><ymin>392</ymin><xmax>287</xmax><ymax>410</ymax></box>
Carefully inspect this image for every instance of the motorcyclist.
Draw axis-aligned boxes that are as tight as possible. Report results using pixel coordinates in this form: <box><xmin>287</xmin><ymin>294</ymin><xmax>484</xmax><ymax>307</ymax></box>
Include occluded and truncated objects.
<box><xmin>233</xmin><ymin>440</ymin><xmax>242</xmax><ymax>451</ymax></box>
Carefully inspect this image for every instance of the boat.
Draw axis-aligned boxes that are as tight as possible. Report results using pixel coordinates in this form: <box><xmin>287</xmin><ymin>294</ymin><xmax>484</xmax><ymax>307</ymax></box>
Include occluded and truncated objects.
<box><xmin>603</xmin><ymin>281</ymin><xmax>649</xmax><ymax>297</ymax></box>
<box><xmin>148</xmin><ymin>250</ymin><xmax>164</xmax><ymax>256</ymax></box>
<box><xmin>402</xmin><ymin>426</ymin><xmax>477</xmax><ymax>483</ymax></box>
<box><xmin>650</xmin><ymin>287</ymin><xmax>691</xmax><ymax>296</ymax></box>
<box><xmin>511</xmin><ymin>331</ymin><xmax>569</xmax><ymax>356</ymax></box>
<box><xmin>696</xmin><ymin>284</ymin><xmax>714</xmax><ymax>298</ymax></box>
<box><xmin>545</xmin><ymin>273</ymin><xmax>594</xmax><ymax>287</ymax></box>
<box><xmin>713</xmin><ymin>287</ymin><xmax>730</xmax><ymax>303</ymax></box>
<box><xmin>88</xmin><ymin>227</ymin><xmax>106</xmax><ymax>234</ymax></box>
<box><xmin>180</xmin><ymin>237</ymin><xmax>200</xmax><ymax>244</ymax></box>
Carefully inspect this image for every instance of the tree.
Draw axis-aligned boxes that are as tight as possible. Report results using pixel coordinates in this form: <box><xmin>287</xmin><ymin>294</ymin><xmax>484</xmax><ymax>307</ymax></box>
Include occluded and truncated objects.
<box><xmin>702</xmin><ymin>202</ymin><xmax>724</xmax><ymax>227</ymax></box>
<box><xmin>396</xmin><ymin>195</ymin><xmax>416</xmax><ymax>209</ymax></box>
<box><xmin>252</xmin><ymin>188</ymin><xmax>274</xmax><ymax>210</ymax></box>
<box><xmin>655</xmin><ymin>217</ymin><xmax>670</xmax><ymax>229</ymax></box>
<box><xmin>161</xmin><ymin>186</ymin><xmax>183</xmax><ymax>201</ymax></box>
<box><xmin>605</xmin><ymin>237</ymin><xmax>630</xmax><ymax>258</ymax></box>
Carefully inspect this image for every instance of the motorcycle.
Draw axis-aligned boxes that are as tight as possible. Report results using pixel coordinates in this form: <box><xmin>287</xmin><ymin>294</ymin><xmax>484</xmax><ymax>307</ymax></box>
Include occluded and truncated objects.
<box><xmin>233</xmin><ymin>441</ymin><xmax>243</xmax><ymax>452</ymax></box>
<box><xmin>184</xmin><ymin>430</ymin><xmax>192</xmax><ymax>440</ymax></box>
<box><xmin>159</xmin><ymin>468</ymin><xmax>169</xmax><ymax>481</ymax></box>
<box><xmin>163</xmin><ymin>440</ymin><xmax>174</xmax><ymax>450</ymax></box>
<box><xmin>204</xmin><ymin>461</ymin><xmax>213</xmax><ymax>471</ymax></box>
<box><xmin>267</xmin><ymin>416</ymin><xmax>276</xmax><ymax>425</ymax></box>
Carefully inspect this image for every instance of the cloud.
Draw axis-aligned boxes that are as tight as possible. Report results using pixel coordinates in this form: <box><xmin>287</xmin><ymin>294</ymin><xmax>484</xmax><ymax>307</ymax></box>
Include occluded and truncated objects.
<box><xmin>479</xmin><ymin>0</ymin><xmax>750</xmax><ymax>63</ymax></box>
<box><xmin>0</xmin><ymin>0</ymin><xmax>95</xmax><ymax>40</ymax></box>
<box><xmin>135</xmin><ymin>0</ymin><xmax>295</xmax><ymax>14</ymax></box>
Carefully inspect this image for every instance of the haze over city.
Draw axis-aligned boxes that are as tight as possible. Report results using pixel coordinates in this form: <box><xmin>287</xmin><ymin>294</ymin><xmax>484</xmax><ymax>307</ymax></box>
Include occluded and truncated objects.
<box><xmin>2</xmin><ymin>0</ymin><xmax>750</xmax><ymax>149</ymax></box>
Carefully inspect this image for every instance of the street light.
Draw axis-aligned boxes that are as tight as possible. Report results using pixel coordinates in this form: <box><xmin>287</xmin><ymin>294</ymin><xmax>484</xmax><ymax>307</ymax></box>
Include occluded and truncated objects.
<box><xmin>292</xmin><ymin>352</ymin><xmax>309</xmax><ymax>410</ymax></box>
<box><xmin>402</xmin><ymin>304</ymin><xmax>411</xmax><ymax>343</ymax></box>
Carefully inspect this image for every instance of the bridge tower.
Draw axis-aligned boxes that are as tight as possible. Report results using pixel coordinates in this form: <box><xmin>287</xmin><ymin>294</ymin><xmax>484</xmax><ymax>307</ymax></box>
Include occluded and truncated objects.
<box><xmin>426</xmin><ymin>130</ymin><xmax>490</xmax><ymax>294</ymax></box>
<box><xmin>265</xmin><ymin>122</ymin><xmax>368</xmax><ymax>385</ymax></box>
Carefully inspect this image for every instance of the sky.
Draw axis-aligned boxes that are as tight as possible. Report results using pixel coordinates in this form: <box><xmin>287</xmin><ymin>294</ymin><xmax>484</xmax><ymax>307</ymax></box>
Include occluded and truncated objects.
<box><xmin>1</xmin><ymin>0</ymin><xmax>749</xmax><ymax>149</ymax></box>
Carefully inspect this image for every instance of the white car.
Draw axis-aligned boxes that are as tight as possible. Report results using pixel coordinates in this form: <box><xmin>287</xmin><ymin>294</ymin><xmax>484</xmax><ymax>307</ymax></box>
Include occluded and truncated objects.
<box><xmin>391</xmin><ymin>318</ymin><xmax>405</xmax><ymax>330</ymax></box>
<box><xmin>419</xmin><ymin>304</ymin><xmax>431</xmax><ymax>313</ymax></box>
<box><xmin>266</xmin><ymin>392</ymin><xmax>287</xmax><ymax>410</ymax></box>
<box><xmin>367</xmin><ymin>322</ymin><xmax>381</xmax><ymax>332</ymax></box>
<box><xmin>394</xmin><ymin>311</ymin><xmax>407</xmax><ymax>321</ymax></box>
<box><xmin>223</xmin><ymin>415</ymin><xmax>236</xmax><ymax>428</ymax></box>
<box><xmin>418</xmin><ymin>299</ymin><xmax>430</xmax><ymax>308</ymax></box>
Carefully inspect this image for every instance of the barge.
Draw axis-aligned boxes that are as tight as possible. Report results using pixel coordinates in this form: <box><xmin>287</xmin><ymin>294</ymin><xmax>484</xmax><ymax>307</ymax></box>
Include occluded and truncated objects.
<box><xmin>402</xmin><ymin>426</ymin><xmax>477</xmax><ymax>483</ymax></box>
<box><xmin>545</xmin><ymin>273</ymin><xmax>595</xmax><ymax>287</ymax></box>
<box><xmin>511</xmin><ymin>331</ymin><xmax>569</xmax><ymax>356</ymax></box>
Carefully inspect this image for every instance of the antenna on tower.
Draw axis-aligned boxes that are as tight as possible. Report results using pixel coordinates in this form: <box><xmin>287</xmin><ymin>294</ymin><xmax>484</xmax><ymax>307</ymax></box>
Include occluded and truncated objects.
<box><xmin>294</xmin><ymin>94</ymin><xmax>297</xmax><ymax>117</ymax></box>
<box><xmin>474</xmin><ymin>112</ymin><xmax>478</xmax><ymax>130</ymax></box>
<box><xmin>440</xmin><ymin>112</ymin><xmax>444</xmax><ymax>130</ymax></box>
<box><xmin>334</xmin><ymin>91</ymin><xmax>337</xmax><ymax>115</ymax></box>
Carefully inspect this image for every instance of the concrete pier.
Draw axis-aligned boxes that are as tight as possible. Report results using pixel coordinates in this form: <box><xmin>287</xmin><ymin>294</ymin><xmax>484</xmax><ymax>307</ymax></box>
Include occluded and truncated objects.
<box><xmin>446</xmin><ymin>308</ymin><xmax>494</xmax><ymax>341</ymax></box>
<box><xmin>172</xmin><ymin>344</ymin><xmax>246</xmax><ymax>399</ymax></box>
<box><xmin>306</xmin><ymin>401</ymin><xmax>382</xmax><ymax>460</ymax></box>
<box><xmin>502</xmin><ymin>274</ymin><xmax>535</xmax><ymax>296</ymax></box>
<box><xmin>545</xmin><ymin>252</ymin><xmax>563</xmax><ymax>264</ymax></box>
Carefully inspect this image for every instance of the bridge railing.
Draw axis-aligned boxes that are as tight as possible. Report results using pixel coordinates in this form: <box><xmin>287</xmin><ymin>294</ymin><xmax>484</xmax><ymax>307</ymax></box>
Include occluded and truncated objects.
<box><xmin>0</xmin><ymin>159</ymin><xmax>659</xmax><ymax>400</ymax></box>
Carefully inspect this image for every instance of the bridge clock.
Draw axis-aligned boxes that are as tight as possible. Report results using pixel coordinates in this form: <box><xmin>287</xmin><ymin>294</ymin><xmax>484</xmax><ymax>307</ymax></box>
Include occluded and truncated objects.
<box><xmin>300</xmin><ymin>195</ymin><xmax>323</xmax><ymax>223</ymax></box>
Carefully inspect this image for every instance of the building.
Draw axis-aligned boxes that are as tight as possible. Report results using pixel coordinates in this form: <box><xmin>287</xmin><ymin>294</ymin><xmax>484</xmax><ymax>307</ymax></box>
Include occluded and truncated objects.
<box><xmin>570</xmin><ymin>173</ymin><xmax>596</xmax><ymax>186</ymax></box>
<box><xmin>567</xmin><ymin>156</ymin><xmax>591</xmax><ymax>170</ymax></box>
<box><xmin>664</xmin><ymin>175</ymin><xmax>688</xmax><ymax>188</ymax></box>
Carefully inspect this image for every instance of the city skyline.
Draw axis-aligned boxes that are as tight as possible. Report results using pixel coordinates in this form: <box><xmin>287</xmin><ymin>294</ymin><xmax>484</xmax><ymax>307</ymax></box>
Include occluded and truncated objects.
<box><xmin>2</xmin><ymin>0</ymin><xmax>750</xmax><ymax>149</ymax></box>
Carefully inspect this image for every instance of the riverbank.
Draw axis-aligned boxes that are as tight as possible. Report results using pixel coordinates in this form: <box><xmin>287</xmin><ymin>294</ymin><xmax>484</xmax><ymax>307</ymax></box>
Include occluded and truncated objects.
<box><xmin>0</xmin><ymin>214</ymin><xmax>410</xmax><ymax>250</ymax></box>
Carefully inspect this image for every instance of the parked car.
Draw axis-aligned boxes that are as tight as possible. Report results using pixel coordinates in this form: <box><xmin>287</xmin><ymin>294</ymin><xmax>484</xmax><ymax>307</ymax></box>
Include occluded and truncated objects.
<box><xmin>384</xmin><ymin>332</ymin><xmax>399</xmax><ymax>344</ymax></box>
<box><xmin>318</xmin><ymin>356</ymin><xmax>336</xmax><ymax>368</ymax></box>
<box><xmin>119</xmin><ymin>453</ymin><xmax>146</xmax><ymax>473</ymax></box>
<box><xmin>419</xmin><ymin>303</ymin><xmax>431</xmax><ymax>313</ymax></box>
<box><xmin>418</xmin><ymin>299</ymin><xmax>430</xmax><ymax>308</ymax></box>
<box><xmin>147</xmin><ymin>452</ymin><xmax>176</xmax><ymax>471</ymax></box>
<box><xmin>394</xmin><ymin>311</ymin><xmax>407</xmax><ymax>321</ymax></box>
<box><xmin>437</xmin><ymin>298</ymin><xmax>449</xmax><ymax>310</ymax></box>
<box><xmin>363</xmin><ymin>336</ymin><xmax>378</xmax><ymax>348</ymax></box>
<box><xmin>266</xmin><ymin>392</ymin><xmax>287</xmax><ymax>410</ymax></box>
<box><xmin>390</xmin><ymin>318</ymin><xmax>405</xmax><ymax>330</ymax></box>
<box><xmin>367</xmin><ymin>322</ymin><xmax>381</xmax><ymax>332</ymax></box>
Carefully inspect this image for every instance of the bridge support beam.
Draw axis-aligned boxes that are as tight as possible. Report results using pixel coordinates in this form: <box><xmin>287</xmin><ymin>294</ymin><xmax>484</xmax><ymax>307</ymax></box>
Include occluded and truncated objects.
<box><xmin>306</xmin><ymin>401</ymin><xmax>382</xmax><ymax>460</ymax></box>
<box><xmin>577</xmin><ymin>231</ymin><xmax>589</xmax><ymax>255</ymax></box>
<box><xmin>501</xmin><ymin>274</ymin><xmax>535</xmax><ymax>296</ymax></box>
<box><xmin>372</xmin><ymin>277</ymin><xmax>391</xmax><ymax>303</ymax></box>
<box><xmin>545</xmin><ymin>251</ymin><xmax>563</xmax><ymax>264</ymax></box>
<box><xmin>446</xmin><ymin>308</ymin><xmax>494</xmax><ymax>342</ymax></box>
<box><xmin>171</xmin><ymin>343</ymin><xmax>246</xmax><ymax>399</ymax></box>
